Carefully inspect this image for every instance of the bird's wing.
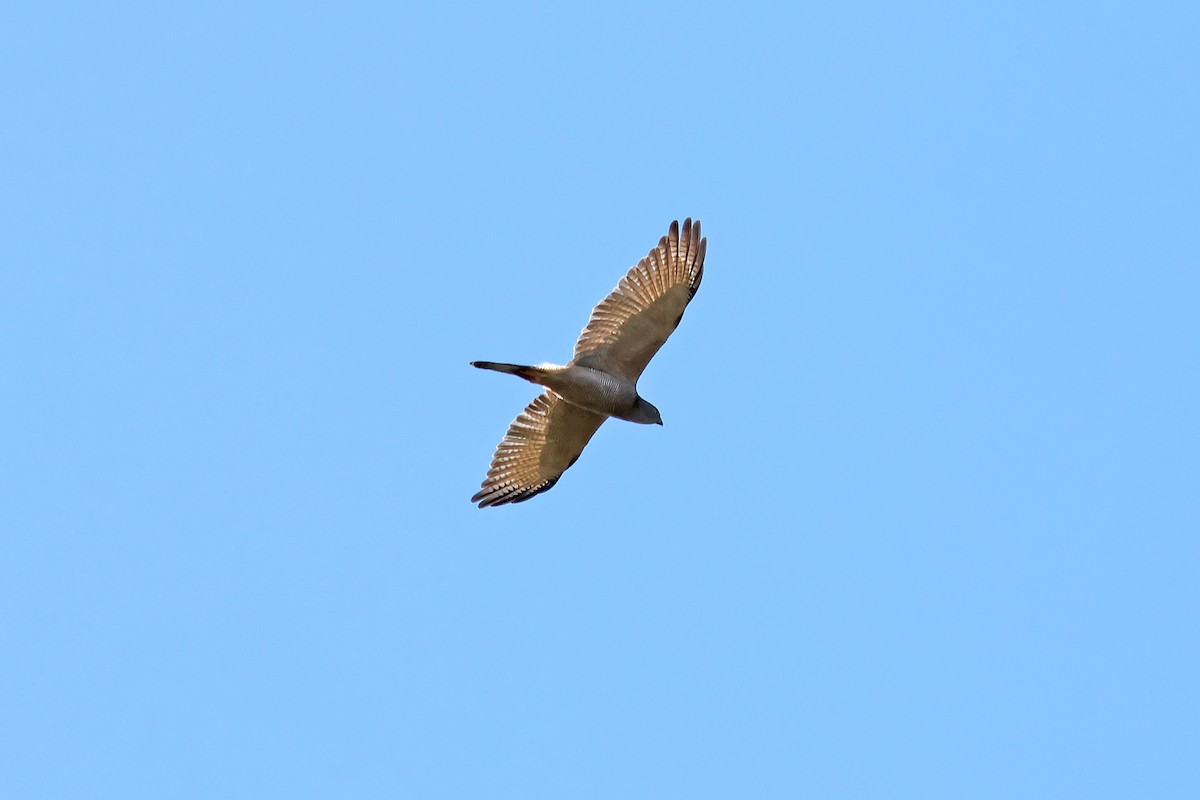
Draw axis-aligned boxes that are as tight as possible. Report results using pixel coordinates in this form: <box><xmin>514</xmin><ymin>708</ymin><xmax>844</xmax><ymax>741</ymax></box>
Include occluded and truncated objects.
<box><xmin>471</xmin><ymin>391</ymin><xmax>607</xmax><ymax>508</ymax></box>
<box><xmin>570</xmin><ymin>218</ymin><xmax>706</xmax><ymax>383</ymax></box>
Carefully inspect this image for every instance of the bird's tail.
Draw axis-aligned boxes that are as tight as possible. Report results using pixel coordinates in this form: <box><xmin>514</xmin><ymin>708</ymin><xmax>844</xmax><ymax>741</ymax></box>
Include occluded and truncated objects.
<box><xmin>470</xmin><ymin>361</ymin><xmax>540</xmax><ymax>381</ymax></box>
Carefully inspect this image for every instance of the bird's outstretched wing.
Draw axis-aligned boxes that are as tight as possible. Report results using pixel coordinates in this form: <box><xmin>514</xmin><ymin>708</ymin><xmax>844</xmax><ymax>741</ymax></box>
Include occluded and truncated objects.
<box><xmin>570</xmin><ymin>218</ymin><xmax>706</xmax><ymax>383</ymax></box>
<box><xmin>471</xmin><ymin>391</ymin><xmax>607</xmax><ymax>508</ymax></box>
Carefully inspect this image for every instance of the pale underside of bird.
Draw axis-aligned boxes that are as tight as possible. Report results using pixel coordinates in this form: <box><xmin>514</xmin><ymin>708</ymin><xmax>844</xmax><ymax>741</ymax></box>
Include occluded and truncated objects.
<box><xmin>470</xmin><ymin>218</ymin><xmax>706</xmax><ymax>507</ymax></box>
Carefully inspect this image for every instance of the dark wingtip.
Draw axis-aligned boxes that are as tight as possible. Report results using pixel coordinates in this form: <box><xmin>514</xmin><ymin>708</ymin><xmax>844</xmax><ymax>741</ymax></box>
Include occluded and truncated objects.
<box><xmin>472</xmin><ymin>477</ymin><xmax>559</xmax><ymax>508</ymax></box>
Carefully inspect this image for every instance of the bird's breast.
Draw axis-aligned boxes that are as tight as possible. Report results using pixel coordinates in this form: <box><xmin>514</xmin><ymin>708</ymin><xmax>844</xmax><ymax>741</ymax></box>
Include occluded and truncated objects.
<box><xmin>543</xmin><ymin>366</ymin><xmax>636</xmax><ymax>418</ymax></box>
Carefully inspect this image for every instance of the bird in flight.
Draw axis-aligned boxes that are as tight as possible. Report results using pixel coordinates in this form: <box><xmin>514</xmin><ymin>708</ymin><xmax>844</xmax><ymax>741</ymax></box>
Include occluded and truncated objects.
<box><xmin>470</xmin><ymin>218</ymin><xmax>706</xmax><ymax>507</ymax></box>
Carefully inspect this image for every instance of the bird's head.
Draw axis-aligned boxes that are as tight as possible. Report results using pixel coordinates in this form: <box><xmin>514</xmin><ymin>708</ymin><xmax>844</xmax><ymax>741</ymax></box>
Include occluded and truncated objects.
<box><xmin>632</xmin><ymin>397</ymin><xmax>663</xmax><ymax>426</ymax></box>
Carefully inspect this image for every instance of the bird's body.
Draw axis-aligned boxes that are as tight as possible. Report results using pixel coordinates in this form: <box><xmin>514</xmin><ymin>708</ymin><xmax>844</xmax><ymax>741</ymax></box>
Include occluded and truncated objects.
<box><xmin>471</xmin><ymin>219</ymin><xmax>706</xmax><ymax>507</ymax></box>
<box><xmin>470</xmin><ymin>362</ymin><xmax>645</xmax><ymax>421</ymax></box>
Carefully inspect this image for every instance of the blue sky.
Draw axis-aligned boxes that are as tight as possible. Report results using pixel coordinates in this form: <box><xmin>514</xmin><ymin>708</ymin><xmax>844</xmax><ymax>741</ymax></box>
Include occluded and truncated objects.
<box><xmin>2</xmin><ymin>1</ymin><xmax>1197</xmax><ymax>797</ymax></box>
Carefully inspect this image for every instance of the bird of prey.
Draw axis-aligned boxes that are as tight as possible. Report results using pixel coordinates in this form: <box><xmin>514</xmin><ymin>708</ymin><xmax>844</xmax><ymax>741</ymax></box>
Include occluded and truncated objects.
<box><xmin>470</xmin><ymin>218</ymin><xmax>706</xmax><ymax>507</ymax></box>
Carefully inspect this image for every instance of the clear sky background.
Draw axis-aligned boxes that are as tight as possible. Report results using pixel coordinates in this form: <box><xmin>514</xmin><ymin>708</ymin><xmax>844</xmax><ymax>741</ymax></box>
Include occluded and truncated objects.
<box><xmin>2</xmin><ymin>2</ymin><xmax>1197</xmax><ymax>797</ymax></box>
